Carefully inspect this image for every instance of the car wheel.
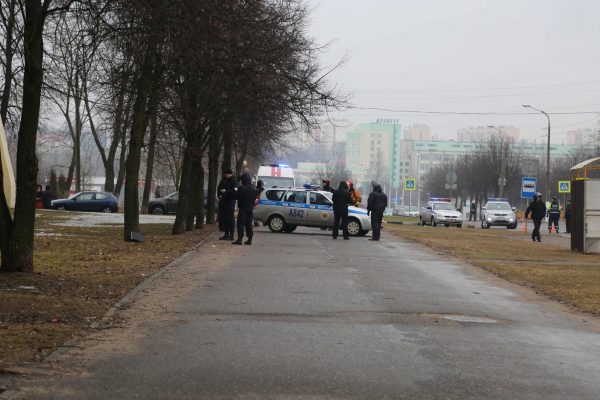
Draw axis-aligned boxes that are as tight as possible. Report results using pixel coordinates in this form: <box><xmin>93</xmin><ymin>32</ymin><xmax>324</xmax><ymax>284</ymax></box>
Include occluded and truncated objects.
<box><xmin>101</xmin><ymin>206</ymin><xmax>113</xmax><ymax>213</ymax></box>
<box><xmin>283</xmin><ymin>224</ymin><xmax>297</xmax><ymax>233</ymax></box>
<box><xmin>431</xmin><ymin>217</ymin><xmax>437</xmax><ymax>227</ymax></box>
<box><xmin>347</xmin><ymin>219</ymin><xmax>362</xmax><ymax>236</ymax></box>
<box><xmin>267</xmin><ymin>215</ymin><xmax>285</xmax><ymax>233</ymax></box>
<box><xmin>57</xmin><ymin>205</ymin><xmax>66</xmax><ymax>211</ymax></box>
<box><xmin>150</xmin><ymin>206</ymin><xmax>165</xmax><ymax>215</ymax></box>
<box><xmin>420</xmin><ymin>217</ymin><xmax>426</xmax><ymax>226</ymax></box>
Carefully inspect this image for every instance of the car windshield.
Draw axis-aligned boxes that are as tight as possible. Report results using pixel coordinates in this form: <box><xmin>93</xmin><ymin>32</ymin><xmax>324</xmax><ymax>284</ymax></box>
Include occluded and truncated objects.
<box><xmin>409</xmin><ymin>206</ymin><xmax>418</xmax><ymax>212</ymax></box>
<box><xmin>258</xmin><ymin>176</ymin><xmax>294</xmax><ymax>188</ymax></box>
<box><xmin>487</xmin><ymin>202</ymin><xmax>511</xmax><ymax>210</ymax></box>
<box><xmin>433</xmin><ymin>202</ymin><xmax>455</xmax><ymax>210</ymax></box>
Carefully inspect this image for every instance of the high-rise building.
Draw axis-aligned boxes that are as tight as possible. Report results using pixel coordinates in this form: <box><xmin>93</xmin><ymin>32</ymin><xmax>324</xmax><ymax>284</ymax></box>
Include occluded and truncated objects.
<box><xmin>403</xmin><ymin>124</ymin><xmax>431</xmax><ymax>141</ymax></box>
<box><xmin>457</xmin><ymin>125</ymin><xmax>520</xmax><ymax>142</ymax></box>
<box><xmin>566</xmin><ymin>128</ymin><xmax>595</xmax><ymax>146</ymax></box>
<box><xmin>345</xmin><ymin>120</ymin><xmax>403</xmax><ymax>192</ymax></box>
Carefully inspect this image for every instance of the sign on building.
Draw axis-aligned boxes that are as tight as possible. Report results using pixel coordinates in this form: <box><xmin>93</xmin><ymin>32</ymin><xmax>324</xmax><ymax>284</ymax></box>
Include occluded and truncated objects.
<box><xmin>521</xmin><ymin>177</ymin><xmax>537</xmax><ymax>199</ymax></box>
<box><xmin>404</xmin><ymin>178</ymin><xmax>416</xmax><ymax>191</ymax></box>
<box><xmin>558</xmin><ymin>180</ymin><xmax>571</xmax><ymax>194</ymax></box>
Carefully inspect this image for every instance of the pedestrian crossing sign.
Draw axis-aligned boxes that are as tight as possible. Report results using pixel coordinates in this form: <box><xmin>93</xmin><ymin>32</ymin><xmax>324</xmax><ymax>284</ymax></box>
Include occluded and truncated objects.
<box><xmin>558</xmin><ymin>180</ymin><xmax>570</xmax><ymax>193</ymax></box>
<box><xmin>404</xmin><ymin>178</ymin><xmax>416</xmax><ymax>191</ymax></box>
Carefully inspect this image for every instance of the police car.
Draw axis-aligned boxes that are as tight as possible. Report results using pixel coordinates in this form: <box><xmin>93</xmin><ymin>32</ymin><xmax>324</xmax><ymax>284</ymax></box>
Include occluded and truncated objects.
<box><xmin>480</xmin><ymin>198</ymin><xmax>517</xmax><ymax>229</ymax></box>
<box><xmin>419</xmin><ymin>198</ymin><xmax>463</xmax><ymax>227</ymax></box>
<box><xmin>254</xmin><ymin>187</ymin><xmax>372</xmax><ymax>236</ymax></box>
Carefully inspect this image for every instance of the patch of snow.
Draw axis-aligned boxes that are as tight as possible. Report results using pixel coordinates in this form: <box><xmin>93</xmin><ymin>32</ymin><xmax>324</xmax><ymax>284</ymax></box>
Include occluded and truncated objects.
<box><xmin>48</xmin><ymin>212</ymin><xmax>176</xmax><ymax>228</ymax></box>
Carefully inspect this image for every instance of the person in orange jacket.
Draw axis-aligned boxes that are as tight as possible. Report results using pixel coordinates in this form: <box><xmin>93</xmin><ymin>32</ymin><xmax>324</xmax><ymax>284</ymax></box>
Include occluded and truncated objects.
<box><xmin>347</xmin><ymin>180</ymin><xmax>361</xmax><ymax>207</ymax></box>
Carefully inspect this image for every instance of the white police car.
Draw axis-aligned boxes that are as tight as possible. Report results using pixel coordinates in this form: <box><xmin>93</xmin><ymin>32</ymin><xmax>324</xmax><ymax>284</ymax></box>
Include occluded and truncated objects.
<box><xmin>481</xmin><ymin>198</ymin><xmax>517</xmax><ymax>229</ymax></box>
<box><xmin>254</xmin><ymin>187</ymin><xmax>372</xmax><ymax>236</ymax></box>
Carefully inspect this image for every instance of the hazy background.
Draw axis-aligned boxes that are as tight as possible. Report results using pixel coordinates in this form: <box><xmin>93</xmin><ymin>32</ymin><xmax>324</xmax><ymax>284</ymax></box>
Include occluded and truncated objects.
<box><xmin>308</xmin><ymin>0</ymin><xmax>600</xmax><ymax>142</ymax></box>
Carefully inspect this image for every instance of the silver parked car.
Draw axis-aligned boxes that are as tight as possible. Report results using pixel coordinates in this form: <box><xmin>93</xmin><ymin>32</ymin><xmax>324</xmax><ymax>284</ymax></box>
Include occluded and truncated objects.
<box><xmin>419</xmin><ymin>198</ymin><xmax>462</xmax><ymax>227</ymax></box>
<box><xmin>481</xmin><ymin>198</ymin><xmax>517</xmax><ymax>229</ymax></box>
<box><xmin>254</xmin><ymin>188</ymin><xmax>372</xmax><ymax>236</ymax></box>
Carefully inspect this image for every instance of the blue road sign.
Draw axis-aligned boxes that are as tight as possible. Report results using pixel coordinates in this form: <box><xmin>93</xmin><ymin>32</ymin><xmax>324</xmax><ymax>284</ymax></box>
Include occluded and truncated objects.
<box><xmin>521</xmin><ymin>177</ymin><xmax>537</xmax><ymax>199</ymax></box>
<box><xmin>404</xmin><ymin>178</ymin><xmax>416</xmax><ymax>191</ymax></box>
<box><xmin>558</xmin><ymin>181</ymin><xmax>570</xmax><ymax>193</ymax></box>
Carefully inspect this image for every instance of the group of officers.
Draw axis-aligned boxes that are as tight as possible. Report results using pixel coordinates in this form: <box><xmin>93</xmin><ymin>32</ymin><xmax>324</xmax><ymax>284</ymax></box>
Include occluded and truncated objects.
<box><xmin>217</xmin><ymin>169</ymin><xmax>263</xmax><ymax>245</ymax></box>
<box><xmin>215</xmin><ymin>169</ymin><xmax>390</xmax><ymax>245</ymax></box>
<box><xmin>525</xmin><ymin>193</ymin><xmax>572</xmax><ymax>242</ymax></box>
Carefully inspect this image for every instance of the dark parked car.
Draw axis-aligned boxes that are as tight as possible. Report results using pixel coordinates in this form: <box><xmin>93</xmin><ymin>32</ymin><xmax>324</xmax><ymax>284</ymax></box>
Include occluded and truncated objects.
<box><xmin>51</xmin><ymin>191</ymin><xmax>118</xmax><ymax>213</ymax></box>
<box><xmin>149</xmin><ymin>192</ymin><xmax>179</xmax><ymax>215</ymax></box>
<box><xmin>149</xmin><ymin>190</ymin><xmax>212</xmax><ymax>215</ymax></box>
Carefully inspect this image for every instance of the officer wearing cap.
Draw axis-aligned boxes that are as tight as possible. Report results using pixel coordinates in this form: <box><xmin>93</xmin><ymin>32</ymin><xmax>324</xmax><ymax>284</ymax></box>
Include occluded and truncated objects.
<box><xmin>525</xmin><ymin>192</ymin><xmax>547</xmax><ymax>242</ymax></box>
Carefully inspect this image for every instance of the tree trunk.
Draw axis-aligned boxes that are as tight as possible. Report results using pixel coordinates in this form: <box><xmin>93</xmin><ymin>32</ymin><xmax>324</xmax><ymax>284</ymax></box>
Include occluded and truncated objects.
<box><xmin>206</xmin><ymin>132</ymin><xmax>220</xmax><ymax>225</ymax></box>
<box><xmin>194</xmin><ymin>161</ymin><xmax>205</xmax><ymax>229</ymax></box>
<box><xmin>123</xmin><ymin>38</ymin><xmax>159</xmax><ymax>241</ymax></box>
<box><xmin>0</xmin><ymin>0</ymin><xmax>17</xmax><ymax>125</ymax></box>
<box><xmin>114</xmin><ymin>134</ymin><xmax>127</xmax><ymax>197</ymax></box>
<box><xmin>172</xmin><ymin>147</ymin><xmax>193</xmax><ymax>234</ymax></box>
<box><xmin>74</xmin><ymin>73</ymin><xmax>82</xmax><ymax>192</ymax></box>
<box><xmin>221</xmin><ymin>120</ymin><xmax>232</xmax><ymax>173</ymax></box>
<box><xmin>141</xmin><ymin>111</ymin><xmax>158</xmax><ymax>213</ymax></box>
<box><xmin>1</xmin><ymin>0</ymin><xmax>47</xmax><ymax>272</ymax></box>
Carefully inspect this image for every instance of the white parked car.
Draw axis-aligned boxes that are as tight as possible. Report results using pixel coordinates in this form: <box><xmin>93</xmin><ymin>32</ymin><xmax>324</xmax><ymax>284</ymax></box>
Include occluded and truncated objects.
<box><xmin>419</xmin><ymin>198</ymin><xmax>462</xmax><ymax>227</ymax></box>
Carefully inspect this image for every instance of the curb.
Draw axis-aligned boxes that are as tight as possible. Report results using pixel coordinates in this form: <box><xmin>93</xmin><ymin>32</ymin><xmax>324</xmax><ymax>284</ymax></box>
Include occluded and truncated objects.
<box><xmin>45</xmin><ymin>229</ymin><xmax>219</xmax><ymax>363</ymax></box>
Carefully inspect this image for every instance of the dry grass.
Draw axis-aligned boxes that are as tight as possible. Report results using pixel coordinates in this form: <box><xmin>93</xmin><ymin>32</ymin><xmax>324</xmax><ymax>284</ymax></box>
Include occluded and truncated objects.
<box><xmin>0</xmin><ymin>211</ymin><xmax>215</xmax><ymax>363</ymax></box>
<box><xmin>386</xmin><ymin>224</ymin><xmax>600</xmax><ymax>315</ymax></box>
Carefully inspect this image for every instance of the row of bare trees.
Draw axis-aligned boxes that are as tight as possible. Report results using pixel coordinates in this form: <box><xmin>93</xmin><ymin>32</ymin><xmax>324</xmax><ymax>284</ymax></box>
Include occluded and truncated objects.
<box><xmin>423</xmin><ymin>135</ymin><xmax>600</xmax><ymax>208</ymax></box>
<box><xmin>0</xmin><ymin>0</ymin><xmax>345</xmax><ymax>273</ymax></box>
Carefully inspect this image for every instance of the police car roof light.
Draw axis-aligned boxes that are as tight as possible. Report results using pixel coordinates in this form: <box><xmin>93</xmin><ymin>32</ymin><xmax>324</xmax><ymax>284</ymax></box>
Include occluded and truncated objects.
<box><xmin>430</xmin><ymin>197</ymin><xmax>452</xmax><ymax>202</ymax></box>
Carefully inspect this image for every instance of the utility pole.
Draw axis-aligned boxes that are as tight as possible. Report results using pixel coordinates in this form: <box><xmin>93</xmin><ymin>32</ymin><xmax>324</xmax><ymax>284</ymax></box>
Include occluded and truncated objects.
<box><xmin>522</xmin><ymin>104</ymin><xmax>551</xmax><ymax>200</ymax></box>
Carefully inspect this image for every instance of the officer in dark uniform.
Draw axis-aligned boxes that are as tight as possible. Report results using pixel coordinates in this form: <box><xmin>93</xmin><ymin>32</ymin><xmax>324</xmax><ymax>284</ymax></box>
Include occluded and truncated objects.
<box><xmin>565</xmin><ymin>200</ymin><xmax>572</xmax><ymax>233</ymax></box>
<box><xmin>525</xmin><ymin>193</ymin><xmax>547</xmax><ymax>242</ymax></box>
<box><xmin>232</xmin><ymin>173</ymin><xmax>259</xmax><ymax>245</ymax></box>
<box><xmin>217</xmin><ymin>169</ymin><xmax>239</xmax><ymax>240</ymax></box>
<box><xmin>548</xmin><ymin>196</ymin><xmax>561</xmax><ymax>233</ymax></box>
<box><xmin>331</xmin><ymin>181</ymin><xmax>352</xmax><ymax>240</ymax></box>
<box><xmin>367</xmin><ymin>182</ymin><xmax>388</xmax><ymax>241</ymax></box>
<box><xmin>322</xmin><ymin>179</ymin><xmax>333</xmax><ymax>193</ymax></box>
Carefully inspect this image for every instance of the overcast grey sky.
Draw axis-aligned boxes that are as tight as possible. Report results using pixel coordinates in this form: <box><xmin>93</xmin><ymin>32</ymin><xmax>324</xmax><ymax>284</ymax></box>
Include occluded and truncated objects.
<box><xmin>308</xmin><ymin>0</ymin><xmax>600</xmax><ymax>143</ymax></box>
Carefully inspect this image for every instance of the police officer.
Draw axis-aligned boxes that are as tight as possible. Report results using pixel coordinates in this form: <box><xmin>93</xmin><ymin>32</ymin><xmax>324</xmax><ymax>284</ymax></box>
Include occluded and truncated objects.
<box><xmin>232</xmin><ymin>173</ymin><xmax>259</xmax><ymax>245</ymax></box>
<box><xmin>322</xmin><ymin>179</ymin><xmax>333</xmax><ymax>193</ymax></box>
<box><xmin>469</xmin><ymin>201</ymin><xmax>477</xmax><ymax>221</ymax></box>
<box><xmin>548</xmin><ymin>196</ymin><xmax>560</xmax><ymax>233</ymax></box>
<box><xmin>332</xmin><ymin>181</ymin><xmax>352</xmax><ymax>240</ymax></box>
<box><xmin>367</xmin><ymin>182</ymin><xmax>388</xmax><ymax>241</ymax></box>
<box><xmin>217</xmin><ymin>169</ymin><xmax>239</xmax><ymax>240</ymax></box>
<box><xmin>525</xmin><ymin>193</ymin><xmax>547</xmax><ymax>242</ymax></box>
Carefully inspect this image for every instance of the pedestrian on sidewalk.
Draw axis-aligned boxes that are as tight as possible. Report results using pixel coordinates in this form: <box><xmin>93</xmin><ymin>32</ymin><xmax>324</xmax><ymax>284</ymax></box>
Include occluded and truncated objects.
<box><xmin>154</xmin><ymin>185</ymin><xmax>162</xmax><ymax>199</ymax></box>
<box><xmin>525</xmin><ymin>192</ymin><xmax>546</xmax><ymax>242</ymax></box>
<box><xmin>232</xmin><ymin>173</ymin><xmax>259</xmax><ymax>245</ymax></box>
<box><xmin>565</xmin><ymin>199</ymin><xmax>572</xmax><ymax>233</ymax></box>
<box><xmin>332</xmin><ymin>181</ymin><xmax>352</xmax><ymax>240</ymax></box>
<box><xmin>469</xmin><ymin>201</ymin><xmax>477</xmax><ymax>221</ymax></box>
<box><xmin>548</xmin><ymin>196</ymin><xmax>560</xmax><ymax>233</ymax></box>
<box><xmin>367</xmin><ymin>182</ymin><xmax>388</xmax><ymax>241</ymax></box>
<box><xmin>254</xmin><ymin>180</ymin><xmax>265</xmax><ymax>227</ymax></box>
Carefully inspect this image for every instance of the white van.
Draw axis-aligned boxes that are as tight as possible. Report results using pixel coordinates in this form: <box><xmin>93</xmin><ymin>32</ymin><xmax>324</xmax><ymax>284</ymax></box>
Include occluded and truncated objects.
<box><xmin>257</xmin><ymin>164</ymin><xmax>295</xmax><ymax>188</ymax></box>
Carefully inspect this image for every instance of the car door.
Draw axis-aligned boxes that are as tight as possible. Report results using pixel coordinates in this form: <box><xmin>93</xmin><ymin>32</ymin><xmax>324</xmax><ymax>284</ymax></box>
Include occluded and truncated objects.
<box><xmin>282</xmin><ymin>190</ymin><xmax>308</xmax><ymax>226</ymax></box>
<box><xmin>166</xmin><ymin>193</ymin><xmax>179</xmax><ymax>213</ymax></box>
<box><xmin>93</xmin><ymin>192</ymin><xmax>112</xmax><ymax>211</ymax></box>
<box><xmin>308</xmin><ymin>192</ymin><xmax>333</xmax><ymax>227</ymax></box>
<box><xmin>74</xmin><ymin>192</ymin><xmax>94</xmax><ymax>211</ymax></box>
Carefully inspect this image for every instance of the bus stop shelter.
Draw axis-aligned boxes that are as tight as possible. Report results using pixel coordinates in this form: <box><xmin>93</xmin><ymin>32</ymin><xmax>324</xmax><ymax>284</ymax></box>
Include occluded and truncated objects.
<box><xmin>570</xmin><ymin>157</ymin><xmax>600</xmax><ymax>253</ymax></box>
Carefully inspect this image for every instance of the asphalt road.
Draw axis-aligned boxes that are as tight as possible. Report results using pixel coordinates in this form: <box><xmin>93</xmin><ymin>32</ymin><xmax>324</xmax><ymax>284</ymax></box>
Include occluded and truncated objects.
<box><xmin>12</xmin><ymin>227</ymin><xmax>600</xmax><ymax>399</ymax></box>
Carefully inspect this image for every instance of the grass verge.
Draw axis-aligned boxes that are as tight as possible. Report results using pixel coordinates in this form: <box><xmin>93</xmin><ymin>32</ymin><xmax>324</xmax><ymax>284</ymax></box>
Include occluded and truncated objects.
<box><xmin>0</xmin><ymin>211</ymin><xmax>215</xmax><ymax>363</ymax></box>
<box><xmin>385</xmin><ymin>224</ymin><xmax>600</xmax><ymax>316</ymax></box>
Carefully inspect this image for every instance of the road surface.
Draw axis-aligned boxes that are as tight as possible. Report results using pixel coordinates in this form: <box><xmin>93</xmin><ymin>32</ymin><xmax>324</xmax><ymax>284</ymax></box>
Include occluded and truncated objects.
<box><xmin>11</xmin><ymin>227</ymin><xmax>600</xmax><ymax>399</ymax></box>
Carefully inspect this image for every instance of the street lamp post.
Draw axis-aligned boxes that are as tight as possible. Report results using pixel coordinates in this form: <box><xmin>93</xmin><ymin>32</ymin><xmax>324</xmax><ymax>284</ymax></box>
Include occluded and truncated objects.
<box><xmin>522</xmin><ymin>104</ymin><xmax>551</xmax><ymax>200</ymax></box>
